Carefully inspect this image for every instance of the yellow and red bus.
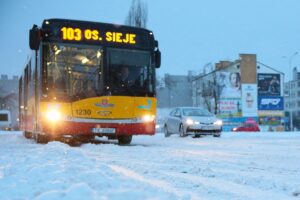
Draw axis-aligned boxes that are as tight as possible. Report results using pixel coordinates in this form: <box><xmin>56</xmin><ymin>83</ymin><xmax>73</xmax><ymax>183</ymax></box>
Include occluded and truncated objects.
<box><xmin>19</xmin><ymin>19</ymin><xmax>161</xmax><ymax>144</ymax></box>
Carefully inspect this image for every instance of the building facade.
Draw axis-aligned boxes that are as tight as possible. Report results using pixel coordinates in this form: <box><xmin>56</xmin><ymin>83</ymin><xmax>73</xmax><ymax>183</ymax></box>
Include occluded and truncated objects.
<box><xmin>191</xmin><ymin>54</ymin><xmax>285</xmax><ymax>131</ymax></box>
<box><xmin>0</xmin><ymin>74</ymin><xmax>19</xmax><ymax>129</ymax></box>
<box><xmin>284</xmin><ymin>67</ymin><xmax>300</xmax><ymax>130</ymax></box>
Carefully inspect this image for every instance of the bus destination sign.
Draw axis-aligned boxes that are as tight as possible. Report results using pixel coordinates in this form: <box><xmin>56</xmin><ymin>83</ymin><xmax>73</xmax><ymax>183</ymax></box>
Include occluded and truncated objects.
<box><xmin>60</xmin><ymin>27</ymin><xmax>136</xmax><ymax>45</ymax></box>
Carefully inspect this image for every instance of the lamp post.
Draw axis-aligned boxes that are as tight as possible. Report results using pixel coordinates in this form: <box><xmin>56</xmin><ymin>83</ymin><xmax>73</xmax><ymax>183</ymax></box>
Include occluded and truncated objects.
<box><xmin>202</xmin><ymin>62</ymin><xmax>213</xmax><ymax>74</ymax></box>
<box><xmin>289</xmin><ymin>52</ymin><xmax>298</xmax><ymax>131</ymax></box>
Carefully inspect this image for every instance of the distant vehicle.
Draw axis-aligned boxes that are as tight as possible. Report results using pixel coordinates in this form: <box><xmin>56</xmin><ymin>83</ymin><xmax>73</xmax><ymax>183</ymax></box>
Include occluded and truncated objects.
<box><xmin>232</xmin><ymin>118</ymin><xmax>260</xmax><ymax>132</ymax></box>
<box><xmin>164</xmin><ymin>107</ymin><xmax>222</xmax><ymax>137</ymax></box>
<box><xmin>0</xmin><ymin>110</ymin><xmax>12</xmax><ymax>131</ymax></box>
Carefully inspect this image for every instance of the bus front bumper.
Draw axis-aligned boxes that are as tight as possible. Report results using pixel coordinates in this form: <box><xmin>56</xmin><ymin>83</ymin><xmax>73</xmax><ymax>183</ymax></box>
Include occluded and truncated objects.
<box><xmin>41</xmin><ymin>120</ymin><xmax>155</xmax><ymax>137</ymax></box>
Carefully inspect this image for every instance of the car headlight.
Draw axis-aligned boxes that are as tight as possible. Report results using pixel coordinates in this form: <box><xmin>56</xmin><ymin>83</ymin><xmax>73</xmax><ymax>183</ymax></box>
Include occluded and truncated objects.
<box><xmin>232</xmin><ymin>127</ymin><xmax>237</xmax><ymax>131</ymax></box>
<box><xmin>214</xmin><ymin>120</ymin><xmax>223</xmax><ymax>126</ymax></box>
<box><xmin>46</xmin><ymin>109</ymin><xmax>61</xmax><ymax>122</ymax></box>
<box><xmin>186</xmin><ymin>119</ymin><xmax>194</xmax><ymax>125</ymax></box>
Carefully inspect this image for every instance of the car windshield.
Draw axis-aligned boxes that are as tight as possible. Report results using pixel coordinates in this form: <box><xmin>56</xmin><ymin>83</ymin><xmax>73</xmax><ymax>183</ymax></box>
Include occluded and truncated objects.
<box><xmin>182</xmin><ymin>108</ymin><xmax>213</xmax><ymax>117</ymax></box>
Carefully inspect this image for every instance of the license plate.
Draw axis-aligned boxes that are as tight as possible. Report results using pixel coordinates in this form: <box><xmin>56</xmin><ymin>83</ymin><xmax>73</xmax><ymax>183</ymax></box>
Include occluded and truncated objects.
<box><xmin>202</xmin><ymin>126</ymin><xmax>213</xmax><ymax>130</ymax></box>
<box><xmin>92</xmin><ymin>128</ymin><xmax>116</xmax><ymax>134</ymax></box>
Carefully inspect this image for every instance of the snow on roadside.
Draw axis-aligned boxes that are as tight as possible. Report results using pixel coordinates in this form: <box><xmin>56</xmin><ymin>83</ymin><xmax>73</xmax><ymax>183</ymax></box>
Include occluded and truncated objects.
<box><xmin>0</xmin><ymin>131</ymin><xmax>300</xmax><ymax>200</ymax></box>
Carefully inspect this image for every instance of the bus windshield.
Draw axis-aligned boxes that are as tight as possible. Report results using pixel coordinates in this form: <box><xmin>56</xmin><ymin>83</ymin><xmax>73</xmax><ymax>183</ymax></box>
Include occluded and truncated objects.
<box><xmin>107</xmin><ymin>48</ymin><xmax>154</xmax><ymax>97</ymax></box>
<box><xmin>43</xmin><ymin>44</ymin><xmax>154</xmax><ymax>100</ymax></box>
<box><xmin>43</xmin><ymin>43</ymin><xmax>104</xmax><ymax>100</ymax></box>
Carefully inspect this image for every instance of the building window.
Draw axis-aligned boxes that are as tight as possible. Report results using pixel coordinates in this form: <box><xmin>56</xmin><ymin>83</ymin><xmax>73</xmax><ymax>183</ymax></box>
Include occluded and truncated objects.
<box><xmin>284</xmin><ymin>91</ymin><xmax>289</xmax><ymax>96</ymax></box>
<box><xmin>284</xmin><ymin>86</ymin><xmax>288</xmax><ymax>90</ymax></box>
<box><xmin>291</xmin><ymin>92</ymin><xmax>296</xmax><ymax>98</ymax></box>
<box><xmin>289</xmin><ymin>102</ymin><xmax>294</xmax><ymax>108</ymax></box>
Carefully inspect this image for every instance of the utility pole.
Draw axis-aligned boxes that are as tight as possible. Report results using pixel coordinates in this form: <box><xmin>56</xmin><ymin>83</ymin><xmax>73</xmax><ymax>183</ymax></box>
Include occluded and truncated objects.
<box><xmin>289</xmin><ymin>52</ymin><xmax>298</xmax><ymax>131</ymax></box>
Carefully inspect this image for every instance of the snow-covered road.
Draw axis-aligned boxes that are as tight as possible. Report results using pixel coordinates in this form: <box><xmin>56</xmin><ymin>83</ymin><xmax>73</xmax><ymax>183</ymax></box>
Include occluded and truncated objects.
<box><xmin>0</xmin><ymin>131</ymin><xmax>299</xmax><ymax>200</ymax></box>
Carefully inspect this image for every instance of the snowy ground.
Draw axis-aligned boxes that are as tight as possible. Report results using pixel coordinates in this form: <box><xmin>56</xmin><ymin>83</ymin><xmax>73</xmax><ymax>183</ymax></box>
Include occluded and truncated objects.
<box><xmin>0</xmin><ymin>131</ymin><xmax>300</xmax><ymax>200</ymax></box>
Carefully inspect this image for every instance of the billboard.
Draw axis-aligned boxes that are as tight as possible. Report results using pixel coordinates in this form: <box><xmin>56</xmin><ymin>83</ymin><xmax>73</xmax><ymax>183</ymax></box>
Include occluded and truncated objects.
<box><xmin>217</xmin><ymin>99</ymin><xmax>242</xmax><ymax>117</ymax></box>
<box><xmin>257</xmin><ymin>73</ymin><xmax>281</xmax><ymax>96</ymax></box>
<box><xmin>258</xmin><ymin>96</ymin><xmax>284</xmax><ymax>110</ymax></box>
<box><xmin>222</xmin><ymin>117</ymin><xmax>258</xmax><ymax>125</ymax></box>
<box><xmin>216</xmin><ymin>71</ymin><xmax>241</xmax><ymax>98</ymax></box>
<box><xmin>242</xmin><ymin>84</ymin><xmax>258</xmax><ymax>117</ymax></box>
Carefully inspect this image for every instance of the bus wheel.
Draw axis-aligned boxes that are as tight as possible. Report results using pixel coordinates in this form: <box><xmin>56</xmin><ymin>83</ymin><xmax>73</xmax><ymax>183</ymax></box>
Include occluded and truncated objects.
<box><xmin>68</xmin><ymin>139</ymin><xmax>82</xmax><ymax>147</ymax></box>
<box><xmin>117</xmin><ymin>135</ymin><xmax>132</xmax><ymax>145</ymax></box>
<box><xmin>23</xmin><ymin>131</ymin><xmax>33</xmax><ymax>139</ymax></box>
<box><xmin>35</xmin><ymin>133</ymin><xmax>49</xmax><ymax>144</ymax></box>
<box><xmin>79</xmin><ymin>135</ymin><xmax>95</xmax><ymax>143</ymax></box>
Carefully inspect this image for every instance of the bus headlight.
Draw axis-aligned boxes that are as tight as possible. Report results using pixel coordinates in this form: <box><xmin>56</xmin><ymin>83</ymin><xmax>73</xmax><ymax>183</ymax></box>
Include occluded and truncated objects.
<box><xmin>46</xmin><ymin>109</ymin><xmax>61</xmax><ymax>122</ymax></box>
<box><xmin>134</xmin><ymin>115</ymin><xmax>155</xmax><ymax>123</ymax></box>
<box><xmin>141</xmin><ymin>114</ymin><xmax>155</xmax><ymax>123</ymax></box>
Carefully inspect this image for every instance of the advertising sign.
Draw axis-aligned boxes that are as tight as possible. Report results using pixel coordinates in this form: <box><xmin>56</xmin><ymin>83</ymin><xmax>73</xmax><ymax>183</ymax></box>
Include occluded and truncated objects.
<box><xmin>257</xmin><ymin>110</ymin><xmax>284</xmax><ymax>117</ymax></box>
<box><xmin>259</xmin><ymin>116</ymin><xmax>282</xmax><ymax>125</ymax></box>
<box><xmin>258</xmin><ymin>96</ymin><xmax>284</xmax><ymax>110</ymax></box>
<box><xmin>257</xmin><ymin>73</ymin><xmax>281</xmax><ymax>96</ymax></box>
<box><xmin>217</xmin><ymin>99</ymin><xmax>242</xmax><ymax>117</ymax></box>
<box><xmin>216</xmin><ymin>71</ymin><xmax>241</xmax><ymax>98</ymax></box>
<box><xmin>242</xmin><ymin>84</ymin><xmax>258</xmax><ymax>117</ymax></box>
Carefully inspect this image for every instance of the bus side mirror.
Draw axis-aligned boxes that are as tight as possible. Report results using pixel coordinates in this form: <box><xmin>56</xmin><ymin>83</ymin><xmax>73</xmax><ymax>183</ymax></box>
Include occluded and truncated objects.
<box><xmin>155</xmin><ymin>49</ymin><xmax>161</xmax><ymax>68</ymax></box>
<box><xmin>29</xmin><ymin>25</ymin><xmax>41</xmax><ymax>50</ymax></box>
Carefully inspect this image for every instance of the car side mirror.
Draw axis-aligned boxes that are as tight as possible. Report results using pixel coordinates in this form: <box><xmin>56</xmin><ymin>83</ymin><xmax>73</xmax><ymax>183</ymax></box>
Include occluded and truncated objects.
<box><xmin>29</xmin><ymin>25</ymin><xmax>41</xmax><ymax>50</ymax></box>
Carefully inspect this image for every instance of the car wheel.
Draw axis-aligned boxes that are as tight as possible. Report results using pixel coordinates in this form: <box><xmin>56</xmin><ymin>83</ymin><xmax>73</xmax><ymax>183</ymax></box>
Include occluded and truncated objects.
<box><xmin>164</xmin><ymin>125</ymin><xmax>170</xmax><ymax>137</ymax></box>
<box><xmin>213</xmin><ymin>132</ymin><xmax>221</xmax><ymax>137</ymax></box>
<box><xmin>179</xmin><ymin>124</ymin><xmax>187</xmax><ymax>137</ymax></box>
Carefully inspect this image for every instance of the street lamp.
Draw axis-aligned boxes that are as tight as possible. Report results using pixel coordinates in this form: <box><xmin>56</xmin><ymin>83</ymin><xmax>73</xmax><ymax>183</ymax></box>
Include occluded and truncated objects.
<box><xmin>289</xmin><ymin>52</ymin><xmax>298</xmax><ymax>80</ymax></box>
<box><xmin>288</xmin><ymin>52</ymin><xmax>298</xmax><ymax>131</ymax></box>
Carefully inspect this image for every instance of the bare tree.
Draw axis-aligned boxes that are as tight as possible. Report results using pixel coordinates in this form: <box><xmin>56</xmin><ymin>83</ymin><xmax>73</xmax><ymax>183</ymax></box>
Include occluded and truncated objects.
<box><xmin>125</xmin><ymin>0</ymin><xmax>148</xmax><ymax>28</ymax></box>
<box><xmin>164</xmin><ymin>74</ymin><xmax>177</xmax><ymax>107</ymax></box>
<box><xmin>201</xmin><ymin>82</ymin><xmax>218</xmax><ymax>113</ymax></box>
<box><xmin>212</xmin><ymin>72</ymin><xmax>219</xmax><ymax>115</ymax></box>
<box><xmin>196</xmin><ymin>63</ymin><xmax>219</xmax><ymax>114</ymax></box>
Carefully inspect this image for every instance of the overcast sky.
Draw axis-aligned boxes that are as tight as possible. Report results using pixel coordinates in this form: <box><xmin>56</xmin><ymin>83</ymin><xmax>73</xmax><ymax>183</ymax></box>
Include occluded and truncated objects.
<box><xmin>1</xmin><ymin>0</ymin><xmax>299</xmax><ymax>80</ymax></box>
